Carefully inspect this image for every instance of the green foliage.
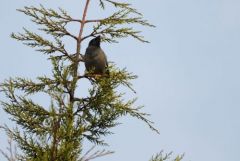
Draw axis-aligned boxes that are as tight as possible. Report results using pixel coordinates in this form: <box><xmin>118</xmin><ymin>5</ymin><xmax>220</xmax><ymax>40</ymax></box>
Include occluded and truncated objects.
<box><xmin>150</xmin><ymin>151</ymin><xmax>184</xmax><ymax>161</ymax></box>
<box><xmin>90</xmin><ymin>0</ymin><xmax>156</xmax><ymax>43</ymax></box>
<box><xmin>0</xmin><ymin>0</ymin><xmax>160</xmax><ymax>161</ymax></box>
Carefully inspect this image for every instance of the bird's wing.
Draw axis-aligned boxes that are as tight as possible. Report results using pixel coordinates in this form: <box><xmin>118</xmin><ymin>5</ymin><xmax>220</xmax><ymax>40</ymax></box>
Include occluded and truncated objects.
<box><xmin>102</xmin><ymin>51</ymin><xmax>108</xmax><ymax>67</ymax></box>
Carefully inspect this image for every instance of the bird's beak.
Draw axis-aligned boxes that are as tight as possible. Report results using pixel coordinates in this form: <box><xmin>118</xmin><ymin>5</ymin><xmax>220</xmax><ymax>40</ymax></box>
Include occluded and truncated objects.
<box><xmin>96</xmin><ymin>35</ymin><xmax>101</xmax><ymax>41</ymax></box>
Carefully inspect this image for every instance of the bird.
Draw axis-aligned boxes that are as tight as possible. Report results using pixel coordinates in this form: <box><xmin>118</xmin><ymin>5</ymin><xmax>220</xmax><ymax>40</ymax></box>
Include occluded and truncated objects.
<box><xmin>84</xmin><ymin>36</ymin><xmax>109</xmax><ymax>76</ymax></box>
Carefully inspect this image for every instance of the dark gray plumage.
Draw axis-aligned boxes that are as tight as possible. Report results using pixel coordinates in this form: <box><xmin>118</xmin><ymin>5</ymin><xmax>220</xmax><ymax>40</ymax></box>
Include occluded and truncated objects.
<box><xmin>84</xmin><ymin>36</ymin><xmax>109</xmax><ymax>75</ymax></box>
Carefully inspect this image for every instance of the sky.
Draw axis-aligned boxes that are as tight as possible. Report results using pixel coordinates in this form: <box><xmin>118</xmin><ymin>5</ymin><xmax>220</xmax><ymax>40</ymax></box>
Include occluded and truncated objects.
<box><xmin>0</xmin><ymin>0</ymin><xmax>240</xmax><ymax>161</ymax></box>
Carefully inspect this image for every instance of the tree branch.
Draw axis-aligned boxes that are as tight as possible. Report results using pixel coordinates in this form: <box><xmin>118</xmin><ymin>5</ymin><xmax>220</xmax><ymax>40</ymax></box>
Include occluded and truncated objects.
<box><xmin>79</xmin><ymin>146</ymin><xmax>114</xmax><ymax>161</ymax></box>
<box><xmin>70</xmin><ymin>0</ymin><xmax>91</xmax><ymax>102</ymax></box>
<box><xmin>77</xmin><ymin>0</ymin><xmax>91</xmax><ymax>55</ymax></box>
<box><xmin>85</xmin><ymin>19</ymin><xmax>101</xmax><ymax>23</ymax></box>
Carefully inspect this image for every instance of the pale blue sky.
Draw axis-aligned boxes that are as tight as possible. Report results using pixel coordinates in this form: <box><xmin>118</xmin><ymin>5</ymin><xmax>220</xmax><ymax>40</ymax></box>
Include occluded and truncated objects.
<box><xmin>1</xmin><ymin>1</ymin><xmax>240</xmax><ymax>161</ymax></box>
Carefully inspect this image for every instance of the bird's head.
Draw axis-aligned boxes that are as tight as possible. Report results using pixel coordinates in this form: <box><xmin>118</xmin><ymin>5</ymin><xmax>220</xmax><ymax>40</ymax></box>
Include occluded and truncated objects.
<box><xmin>88</xmin><ymin>36</ymin><xmax>101</xmax><ymax>47</ymax></box>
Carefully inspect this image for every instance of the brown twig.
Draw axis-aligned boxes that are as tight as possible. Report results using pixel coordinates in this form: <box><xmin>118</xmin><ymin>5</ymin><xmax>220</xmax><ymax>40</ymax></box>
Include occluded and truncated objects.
<box><xmin>79</xmin><ymin>146</ymin><xmax>114</xmax><ymax>161</ymax></box>
<box><xmin>85</xmin><ymin>19</ymin><xmax>101</xmax><ymax>23</ymax></box>
<box><xmin>70</xmin><ymin>0</ymin><xmax>91</xmax><ymax>102</ymax></box>
<box><xmin>77</xmin><ymin>0</ymin><xmax>91</xmax><ymax>55</ymax></box>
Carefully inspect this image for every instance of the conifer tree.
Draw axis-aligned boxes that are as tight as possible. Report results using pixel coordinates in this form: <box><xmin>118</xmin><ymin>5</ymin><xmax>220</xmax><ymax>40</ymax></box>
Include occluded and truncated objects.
<box><xmin>150</xmin><ymin>151</ymin><xmax>184</xmax><ymax>161</ymax></box>
<box><xmin>1</xmin><ymin>1</ymin><xmax>184</xmax><ymax>161</ymax></box>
